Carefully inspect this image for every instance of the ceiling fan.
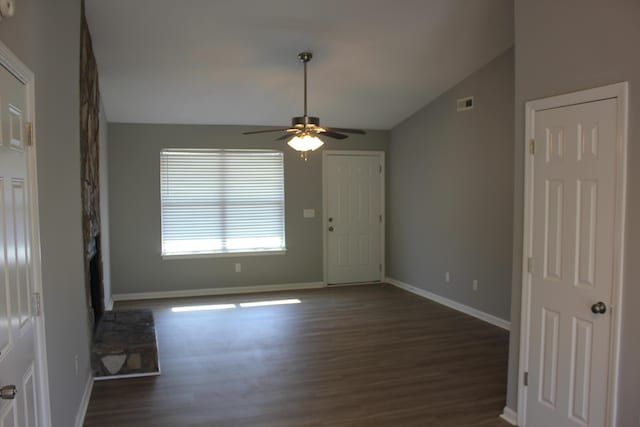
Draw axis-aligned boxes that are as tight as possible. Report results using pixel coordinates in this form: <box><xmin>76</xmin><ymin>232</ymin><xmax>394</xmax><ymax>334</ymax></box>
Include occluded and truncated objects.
<box><xmin>243</xmin><ymin>52</ymin><xmax>366</xmax><ymax>159</ymax></box>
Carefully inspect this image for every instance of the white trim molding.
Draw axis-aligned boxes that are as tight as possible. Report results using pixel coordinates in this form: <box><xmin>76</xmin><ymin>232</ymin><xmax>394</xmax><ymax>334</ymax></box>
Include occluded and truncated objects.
<box><xmin>112</xmin><ymin>281</ymin><xmax>326</xmax><ymax>302</ymax></box>
<box><xmin>386</xmin><ymin>277</ymin><xmax>510</xmax><ymax>330</ymax></box>
<box><xmin>517</xmin><ymin>82</ymin><xmax>628</xmax><ymax>427</ymax></box>
<box><xmin>500</xmin><ymin>406</ymin><xmax>518</xmax><ymax>425</ymax></box>
<box><xmin>105</xmin><ymin>296</ymin><xmax>114</xmax><ymax>311</ymax></box>
<box><xmin>74</xmin><ymin>374</ymin><xmax>94</xmax><ymax>427</ymax></box>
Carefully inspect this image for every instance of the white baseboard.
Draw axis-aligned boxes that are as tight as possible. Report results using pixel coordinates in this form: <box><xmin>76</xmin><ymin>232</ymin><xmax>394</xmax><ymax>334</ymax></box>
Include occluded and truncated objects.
<box><xmin>500</xmin><ymin>406</ymin><xmax>518</xmax><ymax>425</ymax></box>
<box><xmin>74</xmin><ymin>373</ymin><xmax>94</xmax><ymax>427</ymax></box>
<box><xmin>327</xmin><ymin>281</ymin><xmax>381</xmax><ymax>287</ymax></box>
<box><xmin>385</xmin><ymin>277</ymin><xmax>510</xmax><ymax>330</ymax></box>
<box><xmin>112</xmin><ymin>281</ymin><xmax>326</xmax><ymax>302</ymax></box>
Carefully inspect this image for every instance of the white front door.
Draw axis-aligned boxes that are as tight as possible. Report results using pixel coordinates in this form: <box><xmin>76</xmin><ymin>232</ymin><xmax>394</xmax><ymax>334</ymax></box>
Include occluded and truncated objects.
<box><xmin>526</xmin><ymin>98</ymin><xmax>619</xmax><ymax>427</ymax></box>
<box><xmin>325</xmin><ymin>152</ymin><xmax>383</xmax><ymax>284</ymax></box>
<box><xmin>0</xmin><ymin>63</ymin><xmax>40</xmax><ymax>427</ymax></box>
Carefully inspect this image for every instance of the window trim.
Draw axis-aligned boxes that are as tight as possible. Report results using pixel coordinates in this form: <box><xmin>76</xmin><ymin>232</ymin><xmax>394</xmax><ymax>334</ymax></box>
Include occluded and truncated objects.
<box><xmin>159</xmin><ymin>148</ymin><xmax>287</xmax><ymax>258</ymax></box>
<box><xmin>161</xmin><ymin>249</ymin><xmax>287</xmax><ymax>260</ymax></box>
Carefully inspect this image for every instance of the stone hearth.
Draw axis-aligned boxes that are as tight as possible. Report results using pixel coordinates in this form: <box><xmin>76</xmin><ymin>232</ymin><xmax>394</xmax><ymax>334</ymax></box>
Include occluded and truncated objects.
<box><xmin>91</xmin><ymin>309</ymin><xmax>160</xmax><ymax>379</ymax></box>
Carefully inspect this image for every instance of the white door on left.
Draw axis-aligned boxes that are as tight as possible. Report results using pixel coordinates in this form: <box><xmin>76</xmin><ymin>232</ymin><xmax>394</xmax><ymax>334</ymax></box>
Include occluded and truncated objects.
<box><xmin>0</xmin><ymin>62</ymin><xmax>40</xmax><ymax>427</ymax></box>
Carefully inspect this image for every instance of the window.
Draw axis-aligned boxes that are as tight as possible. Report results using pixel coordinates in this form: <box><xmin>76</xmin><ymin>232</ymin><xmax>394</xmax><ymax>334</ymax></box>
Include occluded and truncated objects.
<box><xmin>160</xmin><ymin>149</ymin><xmax>286</xmax><ymax>257</ymax></box>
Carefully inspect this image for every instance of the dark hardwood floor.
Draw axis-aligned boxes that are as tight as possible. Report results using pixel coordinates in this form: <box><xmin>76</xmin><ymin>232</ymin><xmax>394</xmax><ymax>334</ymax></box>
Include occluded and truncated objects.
<box><xmin>84</xmin><ymin>284</ymin><xmax>511</xmax><ymax>427</ymax></box>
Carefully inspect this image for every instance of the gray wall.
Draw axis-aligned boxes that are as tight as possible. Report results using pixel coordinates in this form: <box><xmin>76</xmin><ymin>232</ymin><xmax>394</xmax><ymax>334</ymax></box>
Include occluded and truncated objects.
<box><xmin>108</xmin><ymin>123</ymin><xmax>388</xmax><ymax>295</ymax></box>
<box><xmin>99</xmin><ymin>102</ymin><xmax>112</xmax><ymax>308</ymax></box>
<box><xmin>388</xmin><ymin>48</ymin><xmax>514</xmax><ymax>321</ymax></box>
<box><xmin>506</xmin><ymin>1</ymin><xmax>640</xmax><ymax>424</ymax></box>
<box><xmin>0</xmin><ymin>1</ymin><xmax>93</xmax><ymax>426</ymax></box>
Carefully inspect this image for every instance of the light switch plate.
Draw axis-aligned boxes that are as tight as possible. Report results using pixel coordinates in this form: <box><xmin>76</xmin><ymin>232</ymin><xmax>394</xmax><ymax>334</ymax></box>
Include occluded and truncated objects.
<box><xmin>303</xmin><ymin>209</ymin><xmax>315</xmax><ymax>218</ymax></box>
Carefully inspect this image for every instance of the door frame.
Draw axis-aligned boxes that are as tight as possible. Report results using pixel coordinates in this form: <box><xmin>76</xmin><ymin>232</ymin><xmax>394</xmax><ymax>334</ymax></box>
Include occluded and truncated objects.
<box><xmin>0</xmin><ymin>41</ymin><xmax>52</xmax><ymax>426</ymax></box>
<box><xmin>517</xmin><ymin>82</ymin><xmax>628</xmax><ymax>427</ymax></box>
<box><xmin>322</xmin><ymin>150</ymin><xmax>385</xmax><ymax>285</ymax></box>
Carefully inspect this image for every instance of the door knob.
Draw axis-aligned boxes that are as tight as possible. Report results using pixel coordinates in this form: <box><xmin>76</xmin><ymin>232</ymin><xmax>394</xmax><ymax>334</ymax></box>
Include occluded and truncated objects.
<box><xmin>328</xmin><ymin>226</ymin><xmax>334</xmax><ymax>232</ymax></box>
<box><xmin>0</xmin><ymin>385</ymin><xmax>17</xmax><ymax>400</ymax></box>
<box><xmin>591</xmin><ymin>301</ymin><xmax>607</xmax><ymax>314</ymax></box>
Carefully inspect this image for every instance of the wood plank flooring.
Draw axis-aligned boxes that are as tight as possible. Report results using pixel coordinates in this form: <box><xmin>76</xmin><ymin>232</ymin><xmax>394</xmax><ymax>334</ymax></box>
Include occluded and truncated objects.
<box><xmin>84</xmin><ymin>284</ymin><xmax>511</xmax><ymax>427</ymax></box>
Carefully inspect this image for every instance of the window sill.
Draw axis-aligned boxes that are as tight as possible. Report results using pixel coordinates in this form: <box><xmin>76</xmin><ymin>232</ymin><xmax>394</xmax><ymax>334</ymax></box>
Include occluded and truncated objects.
<box><xmin>162</xmin><ymin>249</ymin><xmax>287</xmax><ymax>260</ymax></box>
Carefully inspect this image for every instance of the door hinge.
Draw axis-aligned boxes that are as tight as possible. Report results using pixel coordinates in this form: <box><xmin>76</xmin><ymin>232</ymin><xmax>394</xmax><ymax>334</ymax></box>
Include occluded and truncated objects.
<box><xmin>379</xmin><ymin>214</ymin><xmax>382</xmax><ymax>223</ymax></box>
<box><xmin>524</xmin><ymin>371</ymin><xmax>529</xmax><ymax>387</ymax></box>
<box><xmin>32</xmin><ymin>292</ymin><xmax>41</xmax><ymax>317</ymax></box>
<box><xmin>529</xmin><ymin>139</ymin><xmax>535</xmax><ymax>155</ymax></box>
<box><xmin>379</xmin><ymin>164</ymin><xmax>382</xmax><ymax>173</ymax></box>
<box><xmin>25</xmin><ymin>122</ymin><xmax>33</xmax><ymax>146</ymax></box>
<box><xmin>527</xmin><ymin>257</ymin><xmax>535</xmax><ymax>274</ymax></box>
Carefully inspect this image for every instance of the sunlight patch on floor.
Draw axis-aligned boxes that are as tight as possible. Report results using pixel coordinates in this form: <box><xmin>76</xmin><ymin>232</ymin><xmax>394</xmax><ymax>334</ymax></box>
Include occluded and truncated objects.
<box><xmin>239</xmin><ymin>299</ymin><xmax>301</xmax><ymax>308</ymax></box>
<box><xmin>171</xmin><ymin>304</ymin><xmax>236</xmax><ymax>312</ymax></box>
<box><xmin>171</xmin><ymin>299</ymin><xmax>302</xmax><ymax>312</ymax></box>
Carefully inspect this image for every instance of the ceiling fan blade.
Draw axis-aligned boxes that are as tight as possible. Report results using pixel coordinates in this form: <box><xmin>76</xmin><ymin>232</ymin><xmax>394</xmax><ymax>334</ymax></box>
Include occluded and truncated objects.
<box><xmin>321</xmin><ymin>131</ymin><xmax>349</xmax><ymax>140</ymax></box>
<box><xmin>243</xmin><ymin>128</ymin><xmax>291</xmax><ymax>135</ymax></box>
<box><xmin>325</xmin><ymin>127</ymin><xmax>366</xmax><ymax>135</ymax></box>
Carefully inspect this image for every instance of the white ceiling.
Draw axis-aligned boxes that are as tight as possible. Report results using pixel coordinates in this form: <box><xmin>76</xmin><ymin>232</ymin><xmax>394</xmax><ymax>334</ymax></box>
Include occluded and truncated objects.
<box><xmin>85</xmin><ymin>0</ymin><xmax>513</xmax><ymax>130</ymax></box>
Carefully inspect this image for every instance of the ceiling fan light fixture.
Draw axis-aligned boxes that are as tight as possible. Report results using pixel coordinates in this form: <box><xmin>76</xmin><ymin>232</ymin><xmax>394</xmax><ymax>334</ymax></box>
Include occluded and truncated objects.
<box><xmin>242</xmin><ymin>52</ymin><xmax>365</xmax><ymax>159</ymax></box>
<box><xmin>287</xmin><ymin>133</ymin><xmax>324</xmax><ymax>152</ymax></box>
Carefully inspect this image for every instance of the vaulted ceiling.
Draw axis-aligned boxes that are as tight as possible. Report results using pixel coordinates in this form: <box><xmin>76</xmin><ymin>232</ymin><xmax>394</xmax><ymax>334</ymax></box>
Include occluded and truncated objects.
<box><xmin>85</xmin><ymin>0</ymin><xmax>513</xmax><ymax>130</ymax></box>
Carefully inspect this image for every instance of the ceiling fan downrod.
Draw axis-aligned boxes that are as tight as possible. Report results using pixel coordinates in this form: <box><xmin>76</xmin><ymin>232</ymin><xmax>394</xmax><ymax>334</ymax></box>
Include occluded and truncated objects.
<box><xmin>298</xmin><ymin>52</ymin><xmax>313</xmax><ymax>123</ymax></box>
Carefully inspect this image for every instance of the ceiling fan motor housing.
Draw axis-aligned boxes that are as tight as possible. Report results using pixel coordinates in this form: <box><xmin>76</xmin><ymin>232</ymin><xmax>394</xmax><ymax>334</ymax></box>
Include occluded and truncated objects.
<box><xmin>292</xmin><ymin>116</ymin><xmax>320</xmax><ymax>128</ymax></box>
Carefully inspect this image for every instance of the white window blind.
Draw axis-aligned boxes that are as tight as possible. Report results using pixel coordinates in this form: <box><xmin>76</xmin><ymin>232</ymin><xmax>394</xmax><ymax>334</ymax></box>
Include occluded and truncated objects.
<box><xmin>160</xmin><ymin>149</ymin><xmax>286</xmax><ymax>256</ymax></box>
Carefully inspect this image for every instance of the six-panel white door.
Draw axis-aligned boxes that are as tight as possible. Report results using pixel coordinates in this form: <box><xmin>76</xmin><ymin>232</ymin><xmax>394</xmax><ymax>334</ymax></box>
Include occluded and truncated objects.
<box><xmin>526</xmin><ymin>98</ymin><xmax>618</xmax><ymax>427</ymax></box>
<box><xmin>326</xmin><ymin>153</ymin><xmax>383</xmax><ymax>284</ymax></box>
<box><xmin>0</xmin><ymin>63</ymin><xmax>39</xmax><ymax>427</ymax></box>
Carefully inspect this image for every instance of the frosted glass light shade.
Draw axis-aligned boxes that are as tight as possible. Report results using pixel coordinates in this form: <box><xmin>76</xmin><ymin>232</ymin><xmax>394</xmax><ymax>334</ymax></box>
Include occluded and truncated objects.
<box><xmin>287</xmin><ymin>134</ymin><xmax>324</xmax><ymax>152</ymax></box>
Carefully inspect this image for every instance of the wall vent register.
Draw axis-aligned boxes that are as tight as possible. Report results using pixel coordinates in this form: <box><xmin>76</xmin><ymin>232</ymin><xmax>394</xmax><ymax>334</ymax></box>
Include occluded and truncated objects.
<box><xmin>457</xmin><ymin>96</ymin><xmax>474</xmax><ymax>111</ymax></box>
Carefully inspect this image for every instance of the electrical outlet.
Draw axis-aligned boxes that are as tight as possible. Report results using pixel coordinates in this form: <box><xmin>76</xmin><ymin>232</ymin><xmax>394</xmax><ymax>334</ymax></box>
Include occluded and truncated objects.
<box><xmin>445</xmin><ymin>272</ymin><xmax>450</xmax><ymax>283</ymax></box>
<box><xmin>473</xmin><ymin>280</ymin><xmax>479</xmax><ymax>291</ymax></box>
<box><xmin>235</xmin><ymin>263</ymin><xmax>242</xmax><ymax>273</ymax></box>
<box><xmin>74</xmin><ymin>355</ymin><xmax>79</xmax><ymax>376</ymax></box>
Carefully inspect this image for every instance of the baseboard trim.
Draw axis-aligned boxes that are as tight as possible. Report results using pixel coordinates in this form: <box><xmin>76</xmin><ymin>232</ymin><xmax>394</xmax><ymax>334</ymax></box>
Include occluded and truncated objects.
<box><xmin>500</xmin><ymin>406</ymin><xmax>518</xmax><ymax>425</ymax></box>
<box><xmin>74</xmin><ymin>373</ymin><xmax>94</xmax><ymax>427</ymax></box>
<box><xmin>327</xmin><ymin>281</ymin><xmax>381</xmax><ymax>287</ymax></box>
<box><xmin>112</xmin><ymin>282</ymin><xmax>327</xmax><ymax>302</ymax></box>
<box><xmin>385</xmin><ymin>277</ymin><xmax>510</xmax><ymax>330</ymax></box>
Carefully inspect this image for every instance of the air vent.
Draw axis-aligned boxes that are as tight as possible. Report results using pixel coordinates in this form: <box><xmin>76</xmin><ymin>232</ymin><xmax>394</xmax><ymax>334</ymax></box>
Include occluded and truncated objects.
<box><xmin>457</xmin><ymin>96</ymin><xmax>474</xmax><ymax>112</ymax></box>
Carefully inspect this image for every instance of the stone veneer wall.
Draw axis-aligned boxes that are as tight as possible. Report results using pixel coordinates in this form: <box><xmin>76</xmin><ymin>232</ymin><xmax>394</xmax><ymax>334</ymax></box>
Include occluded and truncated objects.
<box><xmin>80</xmin><ymin>1</ymin><xmax>103</xmax><ymax>323</ymax></box>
